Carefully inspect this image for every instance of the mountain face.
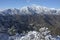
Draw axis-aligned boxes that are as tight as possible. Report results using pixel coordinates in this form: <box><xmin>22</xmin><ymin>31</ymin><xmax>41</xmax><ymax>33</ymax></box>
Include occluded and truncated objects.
<box><xmin>0</xmin><ymin>6</ymin><xmax>60</xmax><ymax>35</ymax></box>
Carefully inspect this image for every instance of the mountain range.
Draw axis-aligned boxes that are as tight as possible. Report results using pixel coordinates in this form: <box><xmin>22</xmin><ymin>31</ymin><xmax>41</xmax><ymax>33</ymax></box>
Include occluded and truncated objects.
<box><xmin>0</xmin><ymin>5</ymin><xmax>60</xmax><ymax>35</ymax></box>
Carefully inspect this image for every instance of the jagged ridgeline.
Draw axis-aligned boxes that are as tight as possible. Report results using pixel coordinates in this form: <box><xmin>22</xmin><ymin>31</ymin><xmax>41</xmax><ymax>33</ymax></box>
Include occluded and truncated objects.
<box><xmin>0</xmin><ymin>6</ymin><xmax>60</xmax><ymax>35</ymax></box>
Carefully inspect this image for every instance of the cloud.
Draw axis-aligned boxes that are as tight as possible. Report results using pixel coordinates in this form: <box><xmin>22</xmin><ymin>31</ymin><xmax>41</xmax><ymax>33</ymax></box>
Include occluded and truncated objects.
<box><xmin>0</xmin><ymin>9</ymin><xmax>5</xmax><ymax>11</ymax></box>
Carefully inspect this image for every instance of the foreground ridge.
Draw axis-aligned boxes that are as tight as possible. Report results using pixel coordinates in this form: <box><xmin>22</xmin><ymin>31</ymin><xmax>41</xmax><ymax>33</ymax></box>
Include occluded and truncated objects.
<box><xmin>9</xmin><ymin>27</ymin><xmax>60</xmax><ymax>40</ymax></box>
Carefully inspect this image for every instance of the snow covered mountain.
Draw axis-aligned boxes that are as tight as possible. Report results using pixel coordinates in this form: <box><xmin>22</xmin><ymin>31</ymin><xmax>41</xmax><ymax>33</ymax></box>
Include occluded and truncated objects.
<box><xmin>0</xmin><ymin>5</ymin><xmax>60</xmax><ymax>40</ymax></box>
<box><xmin>0</xmin><ymin>5</ymin><xmax>60</xmax><ymax>37</ymax></box>
<box><xmin>0</xmin><ymin>5</ymin><xmax>60</xmax><ymax>15</ymax></box>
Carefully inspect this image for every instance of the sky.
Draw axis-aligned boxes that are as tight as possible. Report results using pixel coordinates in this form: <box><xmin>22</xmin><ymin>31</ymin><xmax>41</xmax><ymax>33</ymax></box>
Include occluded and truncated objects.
<box><xmin>0</xmin><ymin>0</ymin><xmax>60</xmax><ymax>9</ymax></box>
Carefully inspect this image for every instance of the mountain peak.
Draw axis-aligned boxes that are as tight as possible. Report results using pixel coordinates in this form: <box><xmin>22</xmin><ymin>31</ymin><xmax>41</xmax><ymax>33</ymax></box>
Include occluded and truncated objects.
<box><xmin>0</xmin><ymin>5</ymin><xmax>60</xmax><ymax>15</ymax></box>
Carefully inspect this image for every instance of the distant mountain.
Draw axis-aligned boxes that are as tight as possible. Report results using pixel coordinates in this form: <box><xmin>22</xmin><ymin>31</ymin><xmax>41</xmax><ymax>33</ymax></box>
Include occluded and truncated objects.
<box><xmin>0</xmin><ymin>6</ymin><xmax>60</xmax><ymax>35</ymax></box>
<box><xmin>0</xmin><ymin>5</ymin><xmax>60</xmax><ymax>15</ymax></box>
